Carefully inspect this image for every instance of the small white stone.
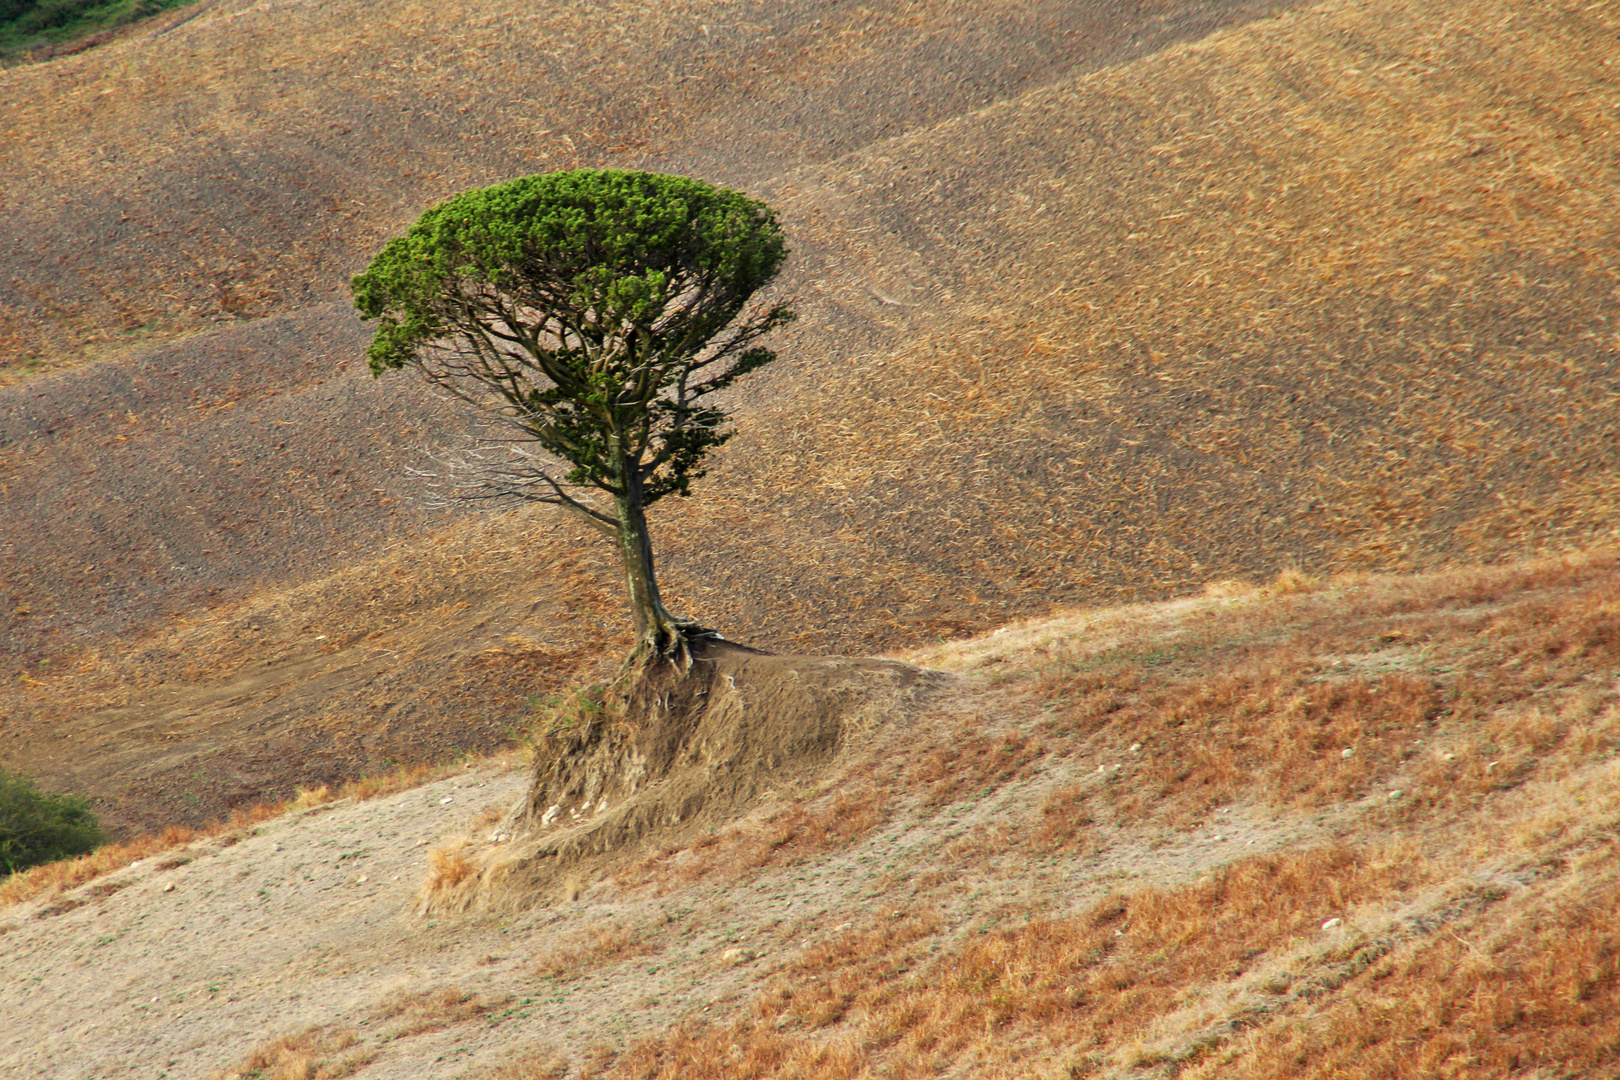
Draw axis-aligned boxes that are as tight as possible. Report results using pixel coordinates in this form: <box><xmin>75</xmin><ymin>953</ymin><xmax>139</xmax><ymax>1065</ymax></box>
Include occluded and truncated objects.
<box><xmin>1388</xmin><ymin>790</ymin><xmax>1403</xmax><ymax>800</ymax></box>
<box><xmin>1213</xmin><ymin>834</ymin><xmax>1224</xmax><ymax>842</ymax></box>
<box><xmin>162</xmin><ymin>882</ymin><xmax>175</xmax><ymax>893</ymax></box>
<box><xmin>356</xmin><ymin>874</ymin><xmax>368</xmax><ymax>884</ymax></box>
<box><xmin>440</xmin><ymin>795</ymin><xmax>454</xmax><ymax>805</ymax></box>
<box><xmin>1321</xmin><ymin>917</ymin><xmax>1342</xmax><ymax>931</ymax></box>
<box><xmin>1129</xmin><ymin>743</ymin><xmax>1142</xmax><ymax>754</ymax></box>
<box><xmin>1341</xmin><ymin>747</ymin><xmax>1354</xmax><ymax>758</ymax></box>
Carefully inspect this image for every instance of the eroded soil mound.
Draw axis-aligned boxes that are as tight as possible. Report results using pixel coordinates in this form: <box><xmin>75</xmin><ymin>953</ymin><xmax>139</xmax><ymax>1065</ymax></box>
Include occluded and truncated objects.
<box><xmin>422</xmin><ymin>641</ymin><xmax>938</xmax><ymax>911</ymax></box>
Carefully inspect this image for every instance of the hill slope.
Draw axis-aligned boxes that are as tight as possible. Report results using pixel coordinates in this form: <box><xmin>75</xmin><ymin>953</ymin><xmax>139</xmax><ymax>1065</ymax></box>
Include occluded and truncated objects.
<box><xmin>3</xmin><ymin>550</ymin><xmax>1617</xmax><ymax>1078</ymax></box>
<box><xmin>2</xmin><ymin>0</ymin><xmax>1617</xmax><ymax>837</ymax></box>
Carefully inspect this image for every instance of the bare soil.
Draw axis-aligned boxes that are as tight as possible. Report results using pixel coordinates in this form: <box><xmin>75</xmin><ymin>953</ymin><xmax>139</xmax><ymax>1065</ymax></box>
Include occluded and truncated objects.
<box><xmin>2</xmin><ymin>551</ymin><xmax>1616</xmax><ymax>1078</ymax></box>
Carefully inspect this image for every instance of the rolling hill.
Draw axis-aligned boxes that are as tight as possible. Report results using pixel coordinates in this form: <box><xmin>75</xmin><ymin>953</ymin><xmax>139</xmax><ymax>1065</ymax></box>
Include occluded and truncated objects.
<box><xmin>0</xmin><ymin>0</ymin><xmax>1615</xmax><ymax>895</ymax></box>
<box><xmin>1</xmin><ymin>0</ymin><xmax>1618</xmax><ymax>1074</ymax></box>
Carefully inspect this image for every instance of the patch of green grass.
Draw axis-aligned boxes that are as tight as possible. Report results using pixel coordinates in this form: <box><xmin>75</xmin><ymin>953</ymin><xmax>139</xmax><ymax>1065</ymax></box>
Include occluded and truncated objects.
<box><xmin>0</xmin><ymin>0</ymin><xmax>198</xmax><ymax>64</ymax></box>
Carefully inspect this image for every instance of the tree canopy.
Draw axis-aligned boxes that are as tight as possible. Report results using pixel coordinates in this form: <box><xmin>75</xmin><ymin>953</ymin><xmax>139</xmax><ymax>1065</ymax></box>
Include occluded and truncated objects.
<box><xmin>351</xmin><ymin>169</ymin><xmax>793</xmax><ymax>658</ymax></box>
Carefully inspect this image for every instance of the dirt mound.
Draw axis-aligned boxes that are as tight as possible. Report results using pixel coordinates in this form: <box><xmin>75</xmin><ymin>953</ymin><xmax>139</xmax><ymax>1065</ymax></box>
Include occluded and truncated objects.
<box><xmin>419</xmin><ymin>641</ymin><xmax>938</xmax><ymax>911</ymax></box>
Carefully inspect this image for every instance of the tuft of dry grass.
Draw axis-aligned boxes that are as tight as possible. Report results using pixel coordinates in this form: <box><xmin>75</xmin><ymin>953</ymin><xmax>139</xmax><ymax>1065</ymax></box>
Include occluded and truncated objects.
<box><xmin>370</xmin><ymin>985</ymin><xmax>503</xmax><ymax>1037</ymax></box>
<box><xmin>486</xmin><ymin>1049</ymin><xmax>571</xmax><ymax>1080</ymax></box>
<box><xmin>210</xmin><ymin>1025</ymin><xmax>372</xmax><ymax>1080</ymax></box>
<box><xmin>532</xmin><ymin>922</ymin><xmax>661</xmax><ymax>981</ymax></box>
<box><xmin>1264</xmin><ymin>567</ymin><xmax>1320</xmax><ymax>596</ymax></box>
<box><xmin>418</xmin><ymin>842</ymin><xmax>478</xmax><ymax>903</ymax></box>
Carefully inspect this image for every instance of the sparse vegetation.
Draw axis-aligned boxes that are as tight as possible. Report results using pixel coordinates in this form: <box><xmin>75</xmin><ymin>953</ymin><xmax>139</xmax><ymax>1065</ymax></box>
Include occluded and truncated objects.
<box><xmin>532</xmin><ymin>921</ymin><xmax>660</xmax><ymax>981</ymax></box>
<box><xmin>0</xmin><ymin>757</ymin><xmax>506</xmax><ymax>910</ymax></box>
<box><xmin>371</xmin><ymin>985</ymin><xmax>504</xmax><ymax>1037</ymax></box>
<box><xmin>3</xmin><ymin>0</ymin><xmax>1618</xmax><ymax>1073</ymax></box>
<box><xmin>7</xmin><ymin>551</ymin><xmax>1620</xmax><ymax>1078</ymax></box>
<box><xmin>208</xmin><ymin>1025</ymin><xmax>372</xmax><ymax>1080</ymax></box>
<box><xmin>1187</xmin><ymin>852</ymin><xmax>1620</xmax><ymax>1080</ymax></box>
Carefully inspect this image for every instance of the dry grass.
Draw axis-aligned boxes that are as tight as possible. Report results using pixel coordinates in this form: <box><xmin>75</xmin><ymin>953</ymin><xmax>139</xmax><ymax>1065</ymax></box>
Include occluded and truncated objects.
<box><xmin>1034</xmin><ymin>784</ymin><xmax>1096</xmax><ymax>852</ymax></box>
<box><xmin>618</xmin><ymin>785</ymin><xmax>893</xmax><ymax>895</ymax></box>
<box><xmin>1101</xmin><ymin>668</ymin><xmax>1445</xmax><ymax>822</ymax></box>
<box><xmin>210</xmin><ymin>1026</ymin><xmax>373</xmax><ymax>1080</ymax></box>
<box><xmin>486</xmin><ymin>1049</ymin><xmax>571</xmax><ymax>1080</ymax></box>
<box><xmin>416</xmin><ymin>841</ymin><xmax>480</xmax><ymax>910</ymax></box>
<box><xmin>907</xmin><ymin>721</ymin><xmax>1048</xmax><ymax>810</ymax></box>
<box><xmin>1265</xmin><ymin>568</ymin><xmax>1320</xmax><ymax>596</ymax></box>
<box><xmin>1187</xmin><ymin>848</ymin><xmax>1620</xmax><ymax>1079</ymax></box>
<box><xmin>513</xmin><ymin>552</ymin><xmax>1620</xmax><ymax>1078</ymax></box>
<box><xmin>532</xmin><ymin>922</ymin><xmax>662</xmax><ymax>981</ymax></box>
<box><xmin>596</xmin><ymin>843</ymin><xmax>1438</xmax><ymax>1078</ymax></box>
<box><xmin>370</xmin><ymin>985</ymin><xmax>504</xmax><ymax>1037</ymax></box>
<box><xmin>1003</xmin><ymin>550</ymin><xmax>1620</xmax><ymax>829</ymax></box>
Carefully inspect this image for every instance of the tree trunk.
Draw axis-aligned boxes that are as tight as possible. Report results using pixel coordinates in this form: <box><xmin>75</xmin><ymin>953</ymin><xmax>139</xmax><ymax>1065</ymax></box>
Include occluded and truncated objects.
<box><xmin>610</xmin><ymin>437</ymin><xmax>685</xmax><ymax>660</ymax></box>
<box><xmin>615</xmin><ymin>490</ymin><xmax>684</xmax><ymax>657</ymax></box>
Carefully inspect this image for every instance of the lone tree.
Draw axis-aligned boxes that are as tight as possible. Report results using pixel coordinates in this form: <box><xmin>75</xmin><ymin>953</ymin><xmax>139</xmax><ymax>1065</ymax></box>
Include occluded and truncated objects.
<box><xmin>351</xmin><ymin>170</ymin><xmax>792</xmax><ymax>660</ymax></box>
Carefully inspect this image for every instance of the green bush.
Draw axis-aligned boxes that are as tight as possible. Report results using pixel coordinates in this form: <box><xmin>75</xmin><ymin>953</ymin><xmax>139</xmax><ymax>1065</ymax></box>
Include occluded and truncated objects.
<box><xmin>0</xmin><ymin>0</ymin><xmax>193</xmax><ymax>62</ymax></box>
<box><xmin>0</xmin><ymin>769</ymin><xmax>104</xmax><ymax>875</ymax></box>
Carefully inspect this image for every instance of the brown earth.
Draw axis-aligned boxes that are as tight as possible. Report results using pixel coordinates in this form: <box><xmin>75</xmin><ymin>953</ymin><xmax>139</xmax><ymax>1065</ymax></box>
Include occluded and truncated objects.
<box><xmin>2</xmin><ymin>550</ymin><xmax>1617</xmax><ymax>1078</ymax></box>
<box><xmin>1</xmin><ymin>0</ymin><xmax>1618</xmax><ymax>844</ymax></box>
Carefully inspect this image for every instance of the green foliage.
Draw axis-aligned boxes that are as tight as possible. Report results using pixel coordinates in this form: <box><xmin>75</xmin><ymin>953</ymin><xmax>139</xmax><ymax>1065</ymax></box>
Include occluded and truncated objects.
<box><xmin>350</xmin><ymin>169</ymin><xmax>793</xmax><ymax>510</ymax></box>
<box><xmin>0</xmin><ymin>0</ymin><xmax>192</xmax><ymax>62</ymax></box>
<box><xmin>0</xmin><ymin>769</ymin><xmax>104</xmax><ymax>875</ymax></box>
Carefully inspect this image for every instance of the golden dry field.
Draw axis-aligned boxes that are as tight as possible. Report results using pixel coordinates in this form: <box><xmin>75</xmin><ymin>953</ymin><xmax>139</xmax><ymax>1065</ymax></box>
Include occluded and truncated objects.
<box><xmin>0</xmin><ymin>0</ymin><xmax>1618</xmax><ymax>1073</ymax></box>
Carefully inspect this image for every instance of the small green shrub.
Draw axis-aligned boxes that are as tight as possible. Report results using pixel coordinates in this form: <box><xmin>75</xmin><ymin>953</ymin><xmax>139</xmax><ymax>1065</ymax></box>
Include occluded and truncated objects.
<box><xmin>0</xmin><ymin>0</ymin><xmax>195</xmax><ymax>64</ymax></box>
<box><xmin>0</xmin><ymin>769</ymin><xmax>105</xmax><ymax>875</ymax></box>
